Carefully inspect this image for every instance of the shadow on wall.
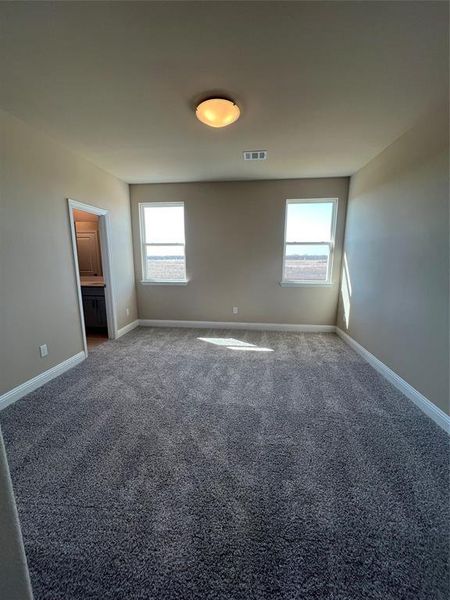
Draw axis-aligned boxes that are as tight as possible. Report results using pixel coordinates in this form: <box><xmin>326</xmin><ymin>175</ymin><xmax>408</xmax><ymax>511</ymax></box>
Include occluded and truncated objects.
<box><xmin>340</xmin><ymin>253</ymin><xmax>352</xmax><ymax>330</ymax></box>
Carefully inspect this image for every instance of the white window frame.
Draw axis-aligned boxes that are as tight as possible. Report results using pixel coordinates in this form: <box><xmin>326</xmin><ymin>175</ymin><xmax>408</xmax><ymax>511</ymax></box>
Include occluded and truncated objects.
<box><xmin>139</xmin><ymin>201</ymin><xmax>188</xmax><ymax>285</ymax></box>
<box><xmin>281</xmin><ymin>198</ymin><xmax>338</xmax><ymax>287</ymax></box>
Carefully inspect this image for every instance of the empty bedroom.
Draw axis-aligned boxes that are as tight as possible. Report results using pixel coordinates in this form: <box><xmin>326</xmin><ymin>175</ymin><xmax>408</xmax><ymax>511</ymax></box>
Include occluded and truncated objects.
<box><xmin>0</xmin><ymin>1</ymin><xmax>448</xmax><ymax>599</ymax></box>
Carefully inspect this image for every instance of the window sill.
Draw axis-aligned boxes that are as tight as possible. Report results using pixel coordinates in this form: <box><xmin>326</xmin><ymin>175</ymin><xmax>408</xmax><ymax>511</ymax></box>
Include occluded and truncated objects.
<box><xmin>280</xmin><ymin>281</ymin><xmax>334</xmax><ymax>288</ymax></box>
<box><xmin>141</xmin><ymin>280</ymin><xmax>189</xmax><ymax>286</ymax></box>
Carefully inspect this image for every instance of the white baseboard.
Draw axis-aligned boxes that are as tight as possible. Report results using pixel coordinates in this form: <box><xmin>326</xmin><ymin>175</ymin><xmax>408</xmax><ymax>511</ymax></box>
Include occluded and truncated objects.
<box><xmin>139</xmin><ymin>319</ymin><xmax>336</xmax><ymax>333</ymax></box>
<box><xmin>115</xmin><ymin>319</ymin><xmax>139</xmax><ymax>339</ymax></box>
<box><xmin>0</xmin><ymin>351</ymin><xmax>86</xmax><ymax>412</ymax></box>
<box><xmin>336</xmin><ymin>328</ymin><xmax>449</xmax><ymax>433</ymax></box>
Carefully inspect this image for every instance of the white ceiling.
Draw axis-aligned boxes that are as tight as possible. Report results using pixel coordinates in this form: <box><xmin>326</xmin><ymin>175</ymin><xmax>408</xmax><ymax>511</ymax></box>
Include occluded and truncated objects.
<box><xmin>0</xmin><ymin>1</ymin><xmax>447</xmax><ymax>183</ymax></box>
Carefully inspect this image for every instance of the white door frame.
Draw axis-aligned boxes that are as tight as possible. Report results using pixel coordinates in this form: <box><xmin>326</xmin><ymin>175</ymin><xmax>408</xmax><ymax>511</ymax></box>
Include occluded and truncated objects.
<box><xmin>68</xmin><ymin>198</ymin><xmax>118</xmax><ymax>355</ymax></box>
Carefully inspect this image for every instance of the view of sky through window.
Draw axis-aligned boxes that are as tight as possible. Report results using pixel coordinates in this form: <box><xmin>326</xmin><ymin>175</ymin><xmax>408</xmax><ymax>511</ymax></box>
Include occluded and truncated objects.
<box><xmin>142</xmin><ymin>204</ymin><xmax>186</xmax><ymax>281</ymax></box>
<box><xmin>144</xmin><ymin>205</ymin><xmax>185</xmax><ymax>244</ymax></box>
<box><xmin>286</xmin><ymin>202</ymin><xmax>333</xmax><ymax>244</ymax></box>
<box><xmin>284</xmin><ymin>201</ymin><xmax>335</xmax><ymax>282</ymax></box>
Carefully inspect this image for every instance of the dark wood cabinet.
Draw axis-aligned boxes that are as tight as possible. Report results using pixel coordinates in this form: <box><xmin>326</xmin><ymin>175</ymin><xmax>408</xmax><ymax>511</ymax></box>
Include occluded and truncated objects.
<box><xmin>81</xmin><ymin>286</ymin><xmax>107</xmax><ymax>329</ymax></box>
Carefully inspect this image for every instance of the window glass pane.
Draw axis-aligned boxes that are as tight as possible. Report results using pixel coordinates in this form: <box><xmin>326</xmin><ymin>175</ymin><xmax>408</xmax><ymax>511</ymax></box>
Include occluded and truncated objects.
<box><xmin>145</xmin><ymin>245</ymin><xmax>185</xmax><ymax>280</ymax></box>
<box><xmin>286</xmin><ymin>202</ymin><xmax>333</xmax><ymax>242</ymax></box>
<box><xmin>284</xmin><ymin>244</ymin><xmax>330</xmax><ymax>281</ymax></box>
<box><xmin>144</xmin><ymin>205</ymin><xmax>185</xmax><ymax>244</ymax></box>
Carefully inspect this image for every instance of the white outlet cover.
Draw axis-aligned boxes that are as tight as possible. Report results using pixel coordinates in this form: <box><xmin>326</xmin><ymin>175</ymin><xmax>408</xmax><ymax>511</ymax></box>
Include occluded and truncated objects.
<box><xmin>39</xmin><ymin>344</ymin><xmax>48</xmax><ymax>357</ymax></box>
<box><xmin>232</xmin><ymin>307</ymin><xmax>239</xmax><ymax>314</ymax></box>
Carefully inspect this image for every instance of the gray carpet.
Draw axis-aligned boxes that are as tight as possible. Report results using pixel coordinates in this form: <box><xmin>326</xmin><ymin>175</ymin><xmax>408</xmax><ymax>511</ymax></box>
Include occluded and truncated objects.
<box><xmin>1</xmin><ymin>328</ymin><xmax>449</xmax><ymax>600</ymax></box>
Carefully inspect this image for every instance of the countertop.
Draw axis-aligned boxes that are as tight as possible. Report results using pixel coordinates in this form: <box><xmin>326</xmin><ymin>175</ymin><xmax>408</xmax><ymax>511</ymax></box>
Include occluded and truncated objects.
<box><xmin>80</xmin><ymin>276</ymin><xmax>105</xmax><ymax>288</ymax></box>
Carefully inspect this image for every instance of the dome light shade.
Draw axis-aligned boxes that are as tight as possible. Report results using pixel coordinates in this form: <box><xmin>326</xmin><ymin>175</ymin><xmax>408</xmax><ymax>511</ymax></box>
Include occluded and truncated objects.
<box><xmin>196</xmin><ymin>98</ymin><xmax>240</xmax><ymax>128</ymax></box>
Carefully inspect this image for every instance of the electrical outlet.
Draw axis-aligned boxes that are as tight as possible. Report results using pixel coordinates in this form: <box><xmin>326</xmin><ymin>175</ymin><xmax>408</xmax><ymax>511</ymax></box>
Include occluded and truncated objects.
<box><xmin>39</xmin><ymin>344</ymin><xmax>48</xmax><ymax>358</ymax></box>
<box><xmin>232</xmin><ymin>306</ymin><xmax>239</xmax><ymax>315</ymax></box>
<box><xmin>126</xmin><ymin>307</ymin><xmax>130</xmax><ymax>317</ymax></box>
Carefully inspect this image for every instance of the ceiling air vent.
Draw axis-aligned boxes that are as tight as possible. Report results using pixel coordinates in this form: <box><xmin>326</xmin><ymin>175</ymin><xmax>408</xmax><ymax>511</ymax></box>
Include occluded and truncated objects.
<box><xmin>243</xmin><ymin>150</ymin><xmax>267</xmax><ymax>161</ymax></box>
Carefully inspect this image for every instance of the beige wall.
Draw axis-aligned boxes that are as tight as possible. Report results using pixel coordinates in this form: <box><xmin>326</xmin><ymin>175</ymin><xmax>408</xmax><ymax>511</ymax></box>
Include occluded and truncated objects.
<box><xmin>131</xmin><ymin>178</ymin><xmax>349</xmax><ymax>325</ymax></box>
<box><xmin>337</xmin><ymin>103</ymin><xmax>449</xmax><ymax>414</ymax></box>
<box><xmin>0</xmin><ymin>110</ymin><xmax>138</xmax><ymax>395</ymax></box>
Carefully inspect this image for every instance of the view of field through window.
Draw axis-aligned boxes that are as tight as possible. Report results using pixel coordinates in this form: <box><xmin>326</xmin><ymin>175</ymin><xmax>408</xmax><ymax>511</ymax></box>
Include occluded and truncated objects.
<box><xmin>146</xmin><ymin>254</ymin><xmax>185</xmax><ymax>280</ymax></box>
<box><xmin>284</xmin><ymin>253</ymin><xmax>329</xmax><ymax>280</ymax></box>
<box><xmin>142</xmin><ymin>204</ymin><xmax>186</xmax><ymax>281</ymax></box>
<box><xmin>283</xmin><ymin>201</ymin><xmax>334</xmax><ymax>281</ymax></box>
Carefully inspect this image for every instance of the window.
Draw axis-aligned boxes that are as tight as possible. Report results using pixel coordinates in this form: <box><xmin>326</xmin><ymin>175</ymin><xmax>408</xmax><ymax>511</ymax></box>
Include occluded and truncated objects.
<box><xmin>139</xmin><ymin>202</ymin><xmax>187</xmax><ymax>283</ymax></box>
<box><xmin>282</xmin><ymin>199</ymin><xmax>337</xmax><ymax>285</ymax></box>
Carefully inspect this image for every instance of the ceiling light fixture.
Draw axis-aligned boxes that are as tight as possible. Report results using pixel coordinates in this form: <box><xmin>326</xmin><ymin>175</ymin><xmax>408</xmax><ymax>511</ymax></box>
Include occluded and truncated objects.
<box><xmin>196</xmin><ymin>97</ymin><xmax>240</xmax><ymax>128</ymax></box>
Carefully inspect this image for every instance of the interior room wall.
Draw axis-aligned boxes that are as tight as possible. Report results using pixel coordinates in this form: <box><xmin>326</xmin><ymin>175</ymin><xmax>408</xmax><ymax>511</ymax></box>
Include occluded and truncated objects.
<box><xmin>336</xmin><ymin>102</ymin><xmax>449</xmax><ymax>414</ymax></box>
<box><xmin>74</xmin><ymin>210</ymin><xmax>102</xmax><ymax>277</ymax></box>
<box><xmin>0</xmin><ymin>109</ymin><xmax>138</xmax><ymax>396</ymax></box>
<box><xmin>130</xmin><ymin>178</ymin><xmax>349</xmax><ymax>325</ymax></box>
<box><xmin>73</xmin><ymin>209</ymin><xmax>98</xmax><ymax>223</ymax></box>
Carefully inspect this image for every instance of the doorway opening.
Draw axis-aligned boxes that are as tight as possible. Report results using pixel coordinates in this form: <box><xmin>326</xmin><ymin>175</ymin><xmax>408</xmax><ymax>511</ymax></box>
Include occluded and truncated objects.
<box><xmin>68</xmin><ymin>199</ymin><xmax>117</xmax><ymax>354</ymax></box>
